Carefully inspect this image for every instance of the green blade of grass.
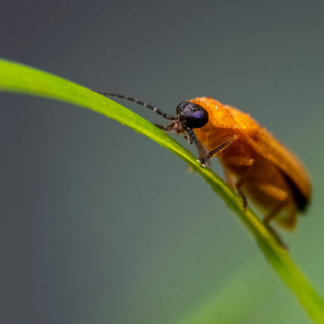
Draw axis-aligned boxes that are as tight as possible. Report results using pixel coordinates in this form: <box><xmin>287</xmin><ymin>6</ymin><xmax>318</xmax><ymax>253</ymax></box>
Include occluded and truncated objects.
<box><xmin>0</xmin><ymin>58</ymin><xmax>323</xmax><ymax>323</ymax></box>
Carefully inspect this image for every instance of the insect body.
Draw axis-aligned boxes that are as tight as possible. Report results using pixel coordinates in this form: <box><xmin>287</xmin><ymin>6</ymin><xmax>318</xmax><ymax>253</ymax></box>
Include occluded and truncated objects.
<box><xmin>188</xmin><ymin>97</ymin><xmax>312</xmax><ymax>230</ymax></box>
<box><xmin>95</xmin><ymin>91</ymin><xmax>312</xmax><ymax>232</ymax></box>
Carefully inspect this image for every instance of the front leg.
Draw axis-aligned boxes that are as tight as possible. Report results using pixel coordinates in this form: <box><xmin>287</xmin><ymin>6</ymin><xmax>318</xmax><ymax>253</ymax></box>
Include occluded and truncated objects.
<box><xmin>155</xmin><ymin>122</ymin><xmax>175</xmax><ymax>131</ymax></box>
<box><xmin>187</xmin><ymin>128</ymin><xmax>209</xmax><ymax>162</ymax></box>
<box><xmin>198</xmin><ymin>135</ymin><xmax>239</xmax><ymax>166</ymax></box>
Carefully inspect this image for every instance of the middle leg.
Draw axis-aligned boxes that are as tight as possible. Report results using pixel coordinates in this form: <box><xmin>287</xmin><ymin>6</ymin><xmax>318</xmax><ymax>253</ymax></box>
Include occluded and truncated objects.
<box><xmin>225</xmin><ymin>156</ymin><xmax>255</xmax><ymax>210</ymax></box>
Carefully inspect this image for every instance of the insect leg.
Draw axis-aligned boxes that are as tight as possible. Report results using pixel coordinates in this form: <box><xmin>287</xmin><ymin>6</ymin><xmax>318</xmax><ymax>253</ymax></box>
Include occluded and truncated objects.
<box><xmin>264</xmin><ymin>198</ymin><xmax>289</xmax><ymax>250</ymax></box>
<box><xmin>198</xmin><ymin>135</ymin><xmax>239</xmax><ymax>167</ymax></box>
<box><xmin>252</xmin><ymin>183</ymin><xmax>290</xmax><ymax>249</ymax></box>
<box><xmin>264</xmin><ymin>222</ymin><xmax>288</xmax><ymax>249</ymax></box>
<box><xmin>234</xmin><ymin>159</ymin><xmax>255</xmax><ymax>210</ymax></box>
<box><xmin>185</xmin><ymin>129</ymin><xmax>209</xmax><ymax>162</ymax></box>
<box><xmin>155</xmin><ymin>122</ymin><xmax>175</xmax><ymax>131</ymax></box>
<box><xmin>221</xmin><ymin>156</ymin><xmax>255</xmax><ymax>208</ymax></box>
<box><xmin>261</xmin><ymin>187</ymin><xmax>289</xmax><ymax>225</ymax></box>
<box><xmin>223</xmin><ymin>168</ymin><xmax>235</xmax><ymax>190</ymax></box>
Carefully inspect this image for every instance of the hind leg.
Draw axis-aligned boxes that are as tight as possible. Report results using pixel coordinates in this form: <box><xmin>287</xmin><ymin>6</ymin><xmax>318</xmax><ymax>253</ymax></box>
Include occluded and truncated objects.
<box><xmin>256</xmin><ymin>183</ymin><xmax>291</xmax><ymax>226</ymax></box>
<box><xmin>251</xmin><ymin>183</ymin><xmax>292</xmax><ymax>248</ymax></box>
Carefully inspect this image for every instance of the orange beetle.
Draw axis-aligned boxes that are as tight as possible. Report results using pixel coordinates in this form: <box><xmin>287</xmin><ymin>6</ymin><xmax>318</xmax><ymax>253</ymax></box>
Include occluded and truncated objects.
<box><xmin>95</xmin><ymin>92</ymin><xmax>312</xmax><ymax>233</ymax></box>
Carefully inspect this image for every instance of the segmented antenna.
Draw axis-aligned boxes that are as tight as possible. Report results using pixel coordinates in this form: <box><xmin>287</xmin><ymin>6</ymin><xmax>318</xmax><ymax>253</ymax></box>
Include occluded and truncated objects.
<box><xmin>93</xmin><ymin>90</ymin><xmax>178</xmax><ymax>121</ymax></box>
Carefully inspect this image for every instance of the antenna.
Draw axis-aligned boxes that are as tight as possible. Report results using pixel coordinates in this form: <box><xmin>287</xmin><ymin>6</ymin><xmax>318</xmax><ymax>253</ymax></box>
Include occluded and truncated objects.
<box><xmin>92</xmin><ymin>90</ymin><xmax>177</xmax><ymax>121</ymax></box>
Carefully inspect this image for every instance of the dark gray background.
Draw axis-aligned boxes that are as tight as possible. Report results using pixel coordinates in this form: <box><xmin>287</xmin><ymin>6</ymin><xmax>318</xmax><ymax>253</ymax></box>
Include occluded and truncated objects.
<box><xmin>1</xmin><ymin>1</ymin><xmax>324</xmax><ymax>323</ymax></box>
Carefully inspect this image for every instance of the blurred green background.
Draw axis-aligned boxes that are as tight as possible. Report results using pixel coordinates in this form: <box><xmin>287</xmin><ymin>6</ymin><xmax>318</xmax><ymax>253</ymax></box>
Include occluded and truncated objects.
<box><xmin>0</xmin><ymin>1</ymin><xmax>323</xmax><ymax>323</ymax></box>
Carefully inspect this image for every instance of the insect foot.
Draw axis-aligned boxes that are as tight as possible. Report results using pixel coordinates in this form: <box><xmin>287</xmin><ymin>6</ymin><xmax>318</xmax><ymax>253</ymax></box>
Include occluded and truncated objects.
<box><xmin>197</xmin><ymin>159</ymin><xmax>206</xmax><ymax>167</ymax></box>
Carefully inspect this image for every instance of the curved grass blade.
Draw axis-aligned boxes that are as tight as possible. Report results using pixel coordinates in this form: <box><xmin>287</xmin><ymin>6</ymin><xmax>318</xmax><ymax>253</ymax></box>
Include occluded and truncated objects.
<box><xmin>0</xmin><ymin>58</ymin><xmax>323</xmax><ymax>323</ymax></box>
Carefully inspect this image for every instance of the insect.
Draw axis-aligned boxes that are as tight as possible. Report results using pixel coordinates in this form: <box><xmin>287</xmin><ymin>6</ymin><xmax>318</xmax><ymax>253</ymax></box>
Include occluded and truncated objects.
<box><xmin>94</xmin><ymin>91</ymin><xmax>312</xmax><ymax>240</ymax></box>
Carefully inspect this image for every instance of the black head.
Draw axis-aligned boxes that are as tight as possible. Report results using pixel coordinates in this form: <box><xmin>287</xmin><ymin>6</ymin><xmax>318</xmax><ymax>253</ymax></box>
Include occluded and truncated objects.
<box><xmin>176</xmin><ymin>101</ymin><xmax>209</xmax><ymax>129</ymax></box>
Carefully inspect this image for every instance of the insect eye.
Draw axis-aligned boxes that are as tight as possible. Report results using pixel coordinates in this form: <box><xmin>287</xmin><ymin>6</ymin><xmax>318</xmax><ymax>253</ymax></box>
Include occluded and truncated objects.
<box><xmin>177</xmin><ymin>102</ymin><xmax>186</xmax><ymax>113</ymax></box>
<box><xmin>176</xmin><ymin>101</ymin><xmax>209</xmax><ymax>129</ymax></box>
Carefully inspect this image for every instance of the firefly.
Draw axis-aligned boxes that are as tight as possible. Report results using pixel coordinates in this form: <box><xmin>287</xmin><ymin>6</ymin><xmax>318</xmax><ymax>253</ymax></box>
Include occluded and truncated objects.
<box><xmin>94</xmin><ymin>91</ymin><xmax>312</xmax><ymax>241</ymax></box>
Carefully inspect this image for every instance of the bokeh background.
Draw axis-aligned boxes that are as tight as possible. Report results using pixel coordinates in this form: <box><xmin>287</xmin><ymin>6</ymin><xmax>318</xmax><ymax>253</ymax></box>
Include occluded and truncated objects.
<box><xmin>1</xmin><ymin>1</ymin><xmax>324</xmax><ymax>323</ymax></box>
